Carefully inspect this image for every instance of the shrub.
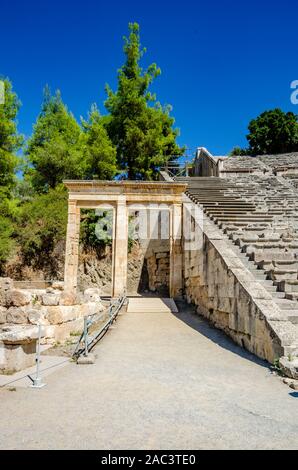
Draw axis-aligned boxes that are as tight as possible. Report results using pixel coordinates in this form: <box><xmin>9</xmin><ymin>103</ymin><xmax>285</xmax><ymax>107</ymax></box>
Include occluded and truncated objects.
<box><xmin>0</xmin><ymin>216</ymin><xmax>14</xmax><ymax>272</ymax></box>
<box><xmin>16</xmin><ymin>186</ymin><xmax>68</xmax><ymax>266</ymax></box>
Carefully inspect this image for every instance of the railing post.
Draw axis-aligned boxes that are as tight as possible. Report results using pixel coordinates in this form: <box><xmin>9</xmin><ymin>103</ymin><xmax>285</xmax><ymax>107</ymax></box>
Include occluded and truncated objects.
<box><xmin>75</xmin><ymin>293</ymin><xmax>126</xmax><ymax>360</ymax></box>
<box><xmin>31</xmin><ymin>324</ymin><xmax>46</xmax><ymax>389</ymax></box>
<box><xmin>84</xmin><ymin>316</ymin><xmax>88</xmax><ymax>357</ymax></box>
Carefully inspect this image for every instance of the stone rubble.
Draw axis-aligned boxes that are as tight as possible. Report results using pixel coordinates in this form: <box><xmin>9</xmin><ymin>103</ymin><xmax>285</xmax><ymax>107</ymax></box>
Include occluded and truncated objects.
<box><xmin>0</xmin><ymin>278</ymin><xmax>105</xmax><ymax>373</ymax></box>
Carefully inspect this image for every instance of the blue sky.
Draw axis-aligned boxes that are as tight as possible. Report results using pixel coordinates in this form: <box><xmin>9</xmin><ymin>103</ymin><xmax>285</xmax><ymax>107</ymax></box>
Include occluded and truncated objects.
<box><xmin>2</xmin><ymin>0</ymin><xmax>298</xmax><ymax>155</ymax></box>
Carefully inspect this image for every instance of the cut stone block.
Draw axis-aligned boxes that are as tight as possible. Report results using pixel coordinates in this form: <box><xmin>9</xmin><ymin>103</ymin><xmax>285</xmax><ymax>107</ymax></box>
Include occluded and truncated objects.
<box><xmin>280</xmin><ymin>356</ymin><xmax>298</xmax><ymax>380</ymax></box>
<box><xmin>6</xmin><ymin>307</ymin><xmax>28</xmax><ymax>324</ymax></box>
<box><xmin>0</xmin><ymin>325</ymin><xmax>44</xmax><ymax>373</ymax></box>
<box><xmin>6</xmin><ymin>289</ymin><xmax>32</xmax><ymax>307</ymax></box>
<box><xmin>77</xmin><ymin>353</ymin><xmax>95</xmax><ymax>365</ymax></box>
<box><xmin>0</xmin><ymin>307</ymin><xmax>7</xmax><ymax>324</ymax></box>
<box><xmin>41</xmin><ymin>293</ymin><xmax>61</xmax><ymax>306</ymax></box>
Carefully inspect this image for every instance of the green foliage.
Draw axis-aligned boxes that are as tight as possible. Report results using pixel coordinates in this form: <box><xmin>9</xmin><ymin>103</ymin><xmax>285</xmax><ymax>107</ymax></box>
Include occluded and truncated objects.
<box><xmin>12</xmin><ymin>177</ymin><xmax>35</xmax><ymax>202</ymax></box>
<box><xmin>26</xmin><ymin>87</ymin><xmax>118</xmax><ymax>191</ymax></box>
<box><xmin>81</xmin><ymin>106</ymin><xmax>117</xmax><ymax>180</ymax></box>
<box><xmin>229</xmin><ymin>146</ymin><xmax>250</xmax><ymax>156</ymax></box>
<box><xmin>80</xmin><ymin>210</ymin><xmax>113</xmax><ymax>249</ymax></box>
<box><xmin>26</xmin><ymin>86</ymin><xmax>85</xmax><ymax>191</ymax></box>
<box><xmin>0</xmin><ymin>149</ymin><xmax>18</xmax><ymax>193</ymax></box>
<box><xmin>0</xmin><ymin>79</ymin><xmax>23</xmax><ymax>147</ymax></box>
<box><xmin>0</xmin><ymin>78</ymin><xmax>23</xmax><ymax>271</ymax></box>
<box><xmin>16</xmin><ymin>186</ymin><xmax>68</xmax><ymax>265</ymax></box>
<box><xmin>80</xmin><ymin>209</ymin><xmax>136</xmax><ymax>251</ymax></box>
<box><xmin>0</xmin><ymin>78</ymin><xmax>23</xmax><ymax>191</ymax></box>
<box><xmin>273</xmin><ymin>358</ymin><xmax>282</xmax><ymax>375</ymax></box>
<box><xmin>0</xmin><ymin>189</ymin><xmax>17</xmax><ymax>272</ymax></box>
<box><xmin>0</xmin><ymin>216</ymin><xmax>14</xmax><ymax>272</ymax></box>
<box><xmin>105</xmin><ymin>22</ymin><xmax>184</xmax><ymax>180</ymax></box>
<box><xmin>0</xmin><ymin>26</ymin><xmax>187</xmax><ymax>272</ymax></box>
<box><xmin>247</xmin><ymin>109</ymin><xmax>298</xmax><ymax>155</ymax></box>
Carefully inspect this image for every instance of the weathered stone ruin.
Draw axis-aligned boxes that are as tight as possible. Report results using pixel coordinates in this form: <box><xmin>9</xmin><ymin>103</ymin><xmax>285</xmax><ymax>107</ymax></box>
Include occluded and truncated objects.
<box><xmin>2</xmin><ymin>153</ymin><xmax>298</xmax><ymax>378</ymax></box>
<box><xmin>79</xmin><ymin>240</ymin><xmax>170</xmax><ymax>296</ymax></box>
<box><xmin>173</xmin><ymin>150</ymin><xmax>298</xmax><ymax>376</ymax></box>
<box><xmin>0</xmin><ymin>277</ymin><xmax>104</xmax><ymax>373</ymax></box>
<box><xmin>0</xmin><ymin>181</ymin><xmax>182</xmax><ymax>374</ymax></box>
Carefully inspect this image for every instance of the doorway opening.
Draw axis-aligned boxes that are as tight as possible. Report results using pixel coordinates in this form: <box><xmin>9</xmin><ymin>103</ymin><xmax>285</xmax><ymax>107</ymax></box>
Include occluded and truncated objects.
<box><xmin>78</xmin><ymin>208</ymin><xmax>114</xmax><ymax>296</ymax></box>
<box><xmin>126</xmin><ymin>207</ymin><xmax>170</xmax><ymax>297</ymax></box>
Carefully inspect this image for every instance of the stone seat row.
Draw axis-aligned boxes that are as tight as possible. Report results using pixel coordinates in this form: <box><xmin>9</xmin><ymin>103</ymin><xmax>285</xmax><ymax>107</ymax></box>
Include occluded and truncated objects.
<box><xmin>176</xmin><ymin>175</ymin><xmax>298</xmax><ymax>318</ymax></box>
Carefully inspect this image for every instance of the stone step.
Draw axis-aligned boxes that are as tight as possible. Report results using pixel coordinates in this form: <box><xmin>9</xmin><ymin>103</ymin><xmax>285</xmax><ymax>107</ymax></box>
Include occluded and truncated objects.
<box><xmin>282</xmin><ymin>311</ymin><xmax>298</xmax><ymax>324</ymax></box>
<box><xmin>192</xmin><ymin>197</ymin><xmax>249</xmax><ymax>201</ymax></box>
<box><xmin>239</xmin><ymin>259</ymin><xmax>253</xmax><ymax>267</ymax></box>
<box><xmin>221</xmin><ymin>222</ymin><xmax>271</xmax><ymax>228</ymax></box>
<box><xmin>202</xmin><ymin>203</ymin><xmax>256</xmax><ymax>207</ymax></box>
<box><xmin>127</xmin><ymin>298</ymin><xmax>178</xmax><ymax>313</ymax></box>
<box><xmin>260</xmin><ymin>284</ymin><xmax>277</xmax><ymax>293</ymax></box>
<box><xmin>275</xmin><ymin>259</ymin><xmax>298</xmax><ymax>264</ymax></box>
<box><xmin>269</xmin><ymin>269</ymin><xmax>298</xmax><ymax>282</ymax></box>
<box><xmin>257</xmin><ymin>256</ymin><xmax>296</xmax><ymax>267</ymax></box>
<box><xmin>258</xmin><ymin>279</ymin><xmax>276</xmax><ymax>287</ymax></box>
<box><xmin>215</xmin><ymin>218</ymin><xmax>273</xmax><ymax>225</ymax></box>
<box><xmin>285</xmin><ymin>293</ymin><xmax>298</xmax><ymax>301</ymax></box>
<box><xmin>207</xmin><ymin>210</ymin><xmax>253</xmax><ymax>215</ymax></box>
<box><xmin>275</xmin><ymin>299</ymin><xmax>298</xmax><ymax>310</ymax></box>
<box><xmin>248</xmin><ymin>270</ymin><xmax>267</xmax><ymax>280</ymax></box>
<box><xmin>271</xmin><ymin>292</ymin><xmax>286</xmax><ymax>299</ymax></box>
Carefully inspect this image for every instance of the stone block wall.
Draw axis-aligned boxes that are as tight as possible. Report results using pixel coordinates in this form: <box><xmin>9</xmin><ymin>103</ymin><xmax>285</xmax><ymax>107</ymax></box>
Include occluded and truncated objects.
<box><xmin>184</xmin><ymin>215</ymin><xmax>297</xmax><ymax>364</ymax></box>
<box><xmin>78</xmin><ymin>240</ymin><xmax>170</xmax><ymax>296</ymax></box>
<box><xmin>0</xmin><ymin>280</ymin><xmax>105</xmax><ymax>372</ymax></box>
<box><xmin>144</xmin><ymin>240</ymin><xmax>170</xmax><ymax>295</ymax></box>
<box><xmin>193</xmin><ymin>148</ymin><xmax>219</xmax><ymax>177</ymax></box>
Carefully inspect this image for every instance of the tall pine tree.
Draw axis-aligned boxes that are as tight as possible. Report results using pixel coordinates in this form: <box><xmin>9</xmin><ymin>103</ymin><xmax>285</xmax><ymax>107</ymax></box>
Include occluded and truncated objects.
<box><xmin>81</xmin><ymin>105</ymin><xmax>117</xmax><ymax>180</ymax></box>
<box><xmin>0</xmin><ymin>78</ymin><xmax>23</xmax><ymax>195</ymax></box>
<box><xmin>105</xmin><ymin>22</ymin><xmax>184</xmax><ymax>180</ymax></box>
<box><xmin>26</xmin><ymin>86</ymin><xmax>85</xmax><ymax>191</ymax></box>
<box><xmin>0</xmin><ymin>78</ymin><xmax>23</xmax><ymax>270</ymax></box>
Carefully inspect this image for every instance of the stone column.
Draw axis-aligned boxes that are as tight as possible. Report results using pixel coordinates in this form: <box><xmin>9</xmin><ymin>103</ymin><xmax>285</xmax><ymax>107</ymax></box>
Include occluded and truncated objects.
<box><xmin>112</xmin><ymin>196</ymin><xmax>128</xmax><ymax>297</ymax></box>
<box><xmin>64</xmin><ymin>200</ymin><xmax>80</xmax><ymax>294</ymax></box>
<box><xmin>170</xmin><ymin>203</ymin><xmax>183</xmax><ymax>299</ymax></box>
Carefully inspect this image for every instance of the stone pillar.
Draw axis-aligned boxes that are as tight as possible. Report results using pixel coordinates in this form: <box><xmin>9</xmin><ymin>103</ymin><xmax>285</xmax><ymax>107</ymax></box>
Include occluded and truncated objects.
<box><xmin>170</xmin><ymin>203</ymin><xmax>183</xmax><ymax>299</ymax></box>
<box><xmin>112</xmin><ymin>197</ymin><xmax>128</xmax><ymax>297</ymax></box>
<box><xmin>64</xmin><ymin>200</ymin><xmax>80</xmax><ymax>294</ymax></box>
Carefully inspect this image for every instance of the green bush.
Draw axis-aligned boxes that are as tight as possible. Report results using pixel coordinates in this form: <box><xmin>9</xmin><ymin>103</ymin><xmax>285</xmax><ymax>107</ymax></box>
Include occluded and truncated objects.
<box><xmin>80</xmin><ymin>209</ymin><xmax>137</xmax><ymax>252</ymax></box>
<box><xmin>16</xmin><ymin>186</ymin><xmax>68</xmax><ymax>265</ymax></box>
<box><xmin>0</xmin><ymin>216</ymin><xmax>15</xmax><ymax>272</ymax></box>
<box><xmin>80</xmin><ymin>209</ymin><xmax>113</xmax><ymax>249</ymax></box>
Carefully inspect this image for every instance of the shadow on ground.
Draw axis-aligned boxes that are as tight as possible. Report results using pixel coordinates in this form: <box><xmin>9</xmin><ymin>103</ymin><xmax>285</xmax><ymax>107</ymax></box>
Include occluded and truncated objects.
<box><xmin>174</xmin><ymin>300</ymin><xmax>270</xmax><ymax>370</ymax></box>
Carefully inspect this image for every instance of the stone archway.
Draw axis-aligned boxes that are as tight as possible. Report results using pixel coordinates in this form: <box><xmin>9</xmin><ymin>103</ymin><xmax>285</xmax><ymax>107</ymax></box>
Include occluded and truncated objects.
<box><xmin>63</xmin><ymin>181</ymin><xmax>187</xmax><ymax>299</ymax></box>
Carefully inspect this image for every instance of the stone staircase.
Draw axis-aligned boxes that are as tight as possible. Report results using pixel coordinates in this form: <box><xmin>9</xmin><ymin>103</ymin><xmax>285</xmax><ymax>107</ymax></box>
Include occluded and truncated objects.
<box><xmin>176</xmin><ymin>176</ymin><xmax>298</xmax><ymax>329</ymax></box>
<box><xmin>127</xmin><ymin>297</ymin><xmax>178</xmax><ymax>314</ymax></box>
<box><xmin>221</xmin><ymin>152</ymin><xmax>298</xmax><ymax>173</ymax></box>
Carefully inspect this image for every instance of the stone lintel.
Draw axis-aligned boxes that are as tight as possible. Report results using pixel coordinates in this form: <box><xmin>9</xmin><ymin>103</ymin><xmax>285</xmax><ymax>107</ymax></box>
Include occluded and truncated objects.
<box><xmin>64</xmin><ymin>180</ymin><xmax>187</xmax><ymax>203</ymax></box>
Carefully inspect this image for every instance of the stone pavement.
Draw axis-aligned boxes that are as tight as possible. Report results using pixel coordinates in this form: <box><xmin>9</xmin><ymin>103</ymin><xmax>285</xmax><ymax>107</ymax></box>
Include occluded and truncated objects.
<box><xmin>0</xmin><ymin>352</ymin><xmax>69</xmax><ymax>388</ymax></box>
<box><xmin>0</xmin><ymin>301</ymin><xmax>297</xmax><ymax>450</ymax></box>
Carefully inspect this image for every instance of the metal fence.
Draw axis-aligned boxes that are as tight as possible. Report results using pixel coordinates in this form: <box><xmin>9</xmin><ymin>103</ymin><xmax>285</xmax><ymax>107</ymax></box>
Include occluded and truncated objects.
<box><xmin>161</xmin><ymin>159</ymin><xmax>194</xmax><ymax>178</ymax></box>
<box><xmin>73</xmin><ymin>294</ymin><xmax>126</xmax><ymax>358</ymax></box>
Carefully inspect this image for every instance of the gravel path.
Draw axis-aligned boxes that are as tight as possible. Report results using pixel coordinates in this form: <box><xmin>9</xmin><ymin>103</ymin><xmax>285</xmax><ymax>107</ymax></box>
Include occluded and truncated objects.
<box><xmin>0</xmin><ymin>301</ymin><xmax>297</xmax><ymax>450</ymax></box>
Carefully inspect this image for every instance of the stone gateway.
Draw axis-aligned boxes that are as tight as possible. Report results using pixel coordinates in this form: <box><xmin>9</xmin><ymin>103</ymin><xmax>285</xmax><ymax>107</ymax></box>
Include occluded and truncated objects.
<box><xmin>63</xmin><ymin>180</ymin><xmax>187</xmax><ymax>299</ymax></box>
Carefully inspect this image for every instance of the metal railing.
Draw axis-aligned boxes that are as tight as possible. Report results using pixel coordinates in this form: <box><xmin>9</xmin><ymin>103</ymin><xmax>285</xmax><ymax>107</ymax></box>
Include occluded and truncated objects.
<box><xmin>161</xmin><ymin>159</ymin><xmax>194</xmax><ymax>178</ymax></box>
<box><xmin>73</xmin><ymin>294</ymin><xmax>126</xmax><ymax>359</ymax></box>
